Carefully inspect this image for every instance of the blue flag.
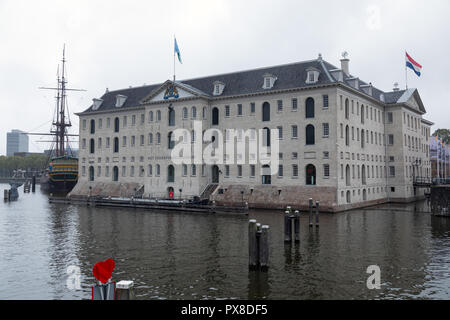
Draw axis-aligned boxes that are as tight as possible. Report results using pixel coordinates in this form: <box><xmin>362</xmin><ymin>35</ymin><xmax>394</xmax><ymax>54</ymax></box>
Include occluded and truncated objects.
<box><xmin>174</xmin><ymin>38</ymin><xmax>182</xmax><ymax>64</ymax></box>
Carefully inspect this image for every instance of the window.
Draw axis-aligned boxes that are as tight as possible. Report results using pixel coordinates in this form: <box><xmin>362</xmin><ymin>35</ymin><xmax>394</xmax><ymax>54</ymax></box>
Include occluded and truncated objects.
<box><xmin>262</xmin><ymin>127</ymin><xmax>271</xmax><ymax>147</ymax></box>
<box><xmin>389</xmin><ymin>166</ymin><xmax>396</xmax><ymax>177</ymax></box>
<box><xmin>292</xmin><ymin>165</ymin><xmax>298</xmax><ymax>178</ymax></box>
<box><xmin>388</xmin><ymin>134</ymin><xmax>394</xmax><ymax>145</ymax></box>
<box><xmin>148</xmin><ymin>165</ymin><xmax>153</xmax><ymax>176</ymax></box>
<box><xmin>106</xmin><ymin>137</ymin><xmax>110</xmax><ymax>148</ymax></box>
<box><xmin>306</xmin><ymin>125</ymin><xmax>315</xmax><ymax>145</ymax></box>
<box><xmin>98</xmin><ymin>138</ymin><xmax>102</xmax><ymax>149</ymax></box>
<box><xmin>361</xmin><ymin>105</ymin><xmax>365</xmax><ymax>124</ymax></box>
<box><xmin>82</xmin><ymin>139</ymin><xmax>86</xmax><ymax>149</ymax></box>
<box><xmin>292</xmin><ymin>152</ymin><xmax>298</xmax><ymax>160</ymax></box>
<box><xmin>237</xmin><ymin>165</ymin><xmax>242</xmax><ymax>177</ymax></box>
<box><xmin>156</xmin><ymin>110</ymin><xmax>161</xmax><ymax>122</ymax></box>
<box><xmin>212</xmin><ymin>107</ymin><xmax>219</xmax><ymax>125</ymax></box>
<box><xmin>250</xmin><ymin>103</ymin><xmax>255</xmax><ymax>114</ymax></box>
<box><xmin>168</xmin><ymin>132</ymin><xmax>174</xmax><ymax>149</ymax></box>
<box><xmin>277</xmin><ymin>100</ymin><xmax>283</xmax><ymax>112</ymax></box>
<box><xmin>323</xmin><ymin>164</ymin><xmax>330</xmax><ymax>177</ymax></box>
<box><xmin>90</xmin><ymin>139</ymin><xmax>95</xmax><ymax>154</ymax></box>
<box><xmin>225</xmin><ymin>105</ymin><xmax>230</xmax><ymax>117</ymax></box>
<box><xmin>262</xmin><ymin>102</ymin><xmax>270</xmax><ymax>121</ymax></box>
<box><xmin>149</xmin><ymin>111</ymin><xmax>154</xmax><ymax>122</ymax></box>
<box><xmin>121</xmin><ymin>166</ymin><xmax>126</xmax><ymax>177</ymax></box>
<box><xmin>323</xmin><ymin>123</ymin><xmax>329</xmax><ymax>137</ymax></box>
<box><xmin>192</xmin><ymin>107</ymin><xmax>197</xmax><ymax>119</ymax></box>
<box><xmin>99</xmin><ymin>119</ymin><xmax>103</xmax><ymax>129</ymax></box>
<box><xmin>123</xmin><ymin>116</ymin><xmax>127</xmax><ymax>127</ymax></box>
<box><xmin>131</xmin><ymin>136</ymin><xmax>135</xmax><ymax>147</ymax></box>
<box><xmin>292</xmin><ymin>98</ymin><xmax>298</xmax><ymax>111</ymax></box>
<box><xmin>237</xmin><ymin>104</ymin><xmax>243</xmax><ymax>116</ymax></box>
<box><xmin>82</xmin><ymin>119</ymin><xmax>86</xmax><ymax>130</ymax></box>
<box><xmin>132</xmin><ymin>115</ymin><xmax>136</xmax><ymax>126</ymax></box>
<box><xmin>250</xmin><ymin>165</ymin><xmax>256</xmax><ymax>177</ymax></box>
<box><xmin>90</xmin><ymin>119</ymin><xmax>95</xmax><ymax>134</ymax></box>
<box><xmin>130</xmin><ymin>166</ymin><xmax>135</xmax><ymax>177</ymax></box>
<box><xmin>156</xmin><ymin>164</ymin><xmax>160</xmax><ymax>176</ymax></box>
<box><xmin>148</xmin><ymin>133</ymin><xmax>153</xmax><ymax>145</ymax></box>
<box><xmin>140</xmin><ymin>114</ymin><xmax>145</xmax><ymax>125</ymax></box>
<box><xmin>323</xmin><ymin>151</ymin><xmax>329</xmax><ymax>159</ymax></box>
<box><xmin>183</xmin><ymin>107</ymin><xmax>188</xmax><ymax>119</ymax></box>
<box><xmin>305</xmin><ymin>98</ymin><xmax>315</xmax><ymax>118</ymax></box>
<box><xmin>156</xmin><ymin>133</ymin><xmax>161</xmax><ymax>144</ymax></box>
<box><xmin>306</xmin><ymin>164</ymin><xmax>316</xmax><ymax>185</ymax></box>
<box><xmin>168</xmin><ymin>108</ymin><xmax>175</xmax><ymax>126</ymax></box>
<box><xmin>277</xmin><ymin>126</ymin><xmax>283</xmax><ymax>139</ymax></box>
<box><xmin>345</xmin><ymin>125</ymin><xmax>350</xmax><ymax>146</ymax></box>
<box><xmin>292</xmin><ymin>125</ymin><xmax>298</xmax><ymax>139</ymax></box>
<box><xmin>114</xmin><ymin>137</ymin><xmax>119</xmax><ymax>153</ymax></box>
<box><xmin>278</xmin><ymin>165</ymin><xmax>283</xmax><ymax>177</ymax></box>
<box><xmin>345</xmin><ymin>99</ymin><xmax>349</xmax><ymax>119</ymax></box>
<box><xmin>167</xmin><ymin>165</ymin><xmax>175</xmax><ymax>182</ymax></box>
<box><xmin>113</xmin><ymin>167</ymin><xmax>119</xmax><ymax>181</ymax></box>
<box><xmin>140</xmin><ymin>135</ymin><xmax>144</xmax><ymax>146</ymax></box>
<box><xmin>202</xmin><ymin>107</ymin><xmax>207</xmax><ymax>120</ymax></box>
<box><xmin>323</xmin><ymin>95</ymin><xmax>329</xmax><ymax>109</ymax></box>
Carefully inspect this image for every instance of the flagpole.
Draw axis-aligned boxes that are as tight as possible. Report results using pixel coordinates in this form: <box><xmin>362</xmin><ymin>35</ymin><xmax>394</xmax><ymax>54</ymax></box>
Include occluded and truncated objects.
<box><xmin>405</xmin><ymin>51</ymin><xmax>408</xmax><ymax>90</ymax></box>
<box><xmin>173</xmin><ymin>35</ymin><xmax>176</xmax><ymax>82</ymax></box>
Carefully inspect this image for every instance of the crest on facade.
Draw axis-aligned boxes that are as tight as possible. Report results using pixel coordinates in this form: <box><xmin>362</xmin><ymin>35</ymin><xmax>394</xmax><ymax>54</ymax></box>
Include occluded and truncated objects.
<box><xmin>164</xmin><ymin>84</ymin><xmax>179</xmax><ymax>100</ymax></box>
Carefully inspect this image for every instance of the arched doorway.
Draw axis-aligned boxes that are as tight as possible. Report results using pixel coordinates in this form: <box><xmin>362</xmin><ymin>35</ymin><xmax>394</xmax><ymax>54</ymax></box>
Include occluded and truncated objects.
<box><xmin>89</xmin><ymin>166</ymin><xmax>95</xmax><ymax>182</ymax></box>
<box><xmin>168</xmin><ymin>187</ymin><xmax>174</xmax><ymax>199</ymax></box>
<box><xmin>212</xmin><ymin>165</ymin><xmax>219</xmax><ymax>183</ymax></box>
<box><xmin>212</xmin><ymin>107</ymin><xmax>219</xmax><ymax>125</ymax></box>
<box><xmin>306</xmin><ymin>164</ymin><xmax>316</xmax><ymax>185</ymax></box>
<box><xmin>113</xmin><ymin>166</ymin><xmax>119</xmax><ymax>181</ymax></box>
<box><xmin>262</xmin><ymin>165</ymin><xmax>271</xmax><ymax>185</ymax></box>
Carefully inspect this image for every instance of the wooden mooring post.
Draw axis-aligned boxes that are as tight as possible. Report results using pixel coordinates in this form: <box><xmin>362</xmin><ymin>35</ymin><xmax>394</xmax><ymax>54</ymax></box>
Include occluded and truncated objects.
<box><xmin>294</xmin><ymin>210</ymin><xmax>300</xmax><ymax>242</ymax></box>
<box><xmin>32</xmin><ymin>176</ymin><xmax>36</xmax><ymax>193</ymax></box>
<box><xmin>4</xmin><ymin>189</ymin><xmax>10</xmax><ymax>202</ymax></box>
<box><xmin>315</xmin><ymin>201</ymin><xmax>320</xmax><ymax>227</ymax></box>
<box><xmin>284</xmin><ymin>211</ymin><xmax>292</xmax><ymax>243</ymax></box>
<box><xmin>249</xmin><ymin>219</ymin><xmax>269</xmax><ymax>271</ymax></box>
<box><xmin>309</xmin><ymin>198</ymin><xmax>314</xmax><ymax>227</ymax></box>
<box><xmin>116</xmin><ymin>280</ymin><xmax>135</xmax><ymax>300</ymax></box>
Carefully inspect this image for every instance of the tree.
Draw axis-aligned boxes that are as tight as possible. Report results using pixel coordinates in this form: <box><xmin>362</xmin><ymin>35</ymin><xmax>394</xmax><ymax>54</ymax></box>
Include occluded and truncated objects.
<box><xmin>432</xmin><ymin>129</ymin><xmax>450</xmax><ymax>144</ymax></box>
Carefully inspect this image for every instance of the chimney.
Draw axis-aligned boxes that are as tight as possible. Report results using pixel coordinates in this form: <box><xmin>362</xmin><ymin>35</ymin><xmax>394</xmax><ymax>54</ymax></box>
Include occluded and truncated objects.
<box><xmin>360</xmin><ymin>83</ymin><xmax>373</xmax><ymax>96</ymax></box>
<box><xmin>393</xmin><ymin>82</ymin><xmax>400</xmax><ymax>92</ymax></box>
<box><xmin>341</xmin><ymin>58</ymin><xmax>350</xmax><ymax>76</ymax></box>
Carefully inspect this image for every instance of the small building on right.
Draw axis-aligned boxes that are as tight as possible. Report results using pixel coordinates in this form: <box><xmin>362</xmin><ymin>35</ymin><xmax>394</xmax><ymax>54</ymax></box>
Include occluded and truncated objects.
<box><xmin>430</xmin><ymin>136</ymin><xmax>450</xmax><ymax>180</ymax></box>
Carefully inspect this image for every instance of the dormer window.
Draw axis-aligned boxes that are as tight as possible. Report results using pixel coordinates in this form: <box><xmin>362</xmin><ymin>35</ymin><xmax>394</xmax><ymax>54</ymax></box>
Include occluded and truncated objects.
<box><xmin>262</xmin><ymin>73</ymin><xmax>277</xmax><ymax>89</ymax></box>
<box><xmin>92</xmin><ymin>98</ymin><xmax>103</xmax><ymax>111</ymax></box>
<box><xmin>115</xmin><ymin>95</ymin><xmax>127</xmax><ymax>108</ymax></box>
<box><xmin>213</xmin><ymin>81</ymin><xmax>225</xmax><ymax>96</ymax></box>
<box><xmin>305</xmin><ymin>67</ymin><xmax>320</xmax><ymax>84</ymax></box>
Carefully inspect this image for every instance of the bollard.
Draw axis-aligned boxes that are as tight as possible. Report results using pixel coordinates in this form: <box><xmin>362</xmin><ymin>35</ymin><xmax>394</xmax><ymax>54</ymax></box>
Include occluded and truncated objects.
<box><xmin>259</xmin><ymin>225</ymin><xmax>269</xmax><ymax>271</ymax></box>
<box><xmin>294</xmin><ymin>210</ymin><xmax>300</xmax><ymax>243</ymax></box>
<box><xmin>92</xmin><ymin>282</ymin><xmax>116</xmax><ymax>300</ymax></box>
<box><xmin>315</xmin><ymin>201</ymin><xmax>320</xmax><ymax>227</ymax></box>
<box><xmin>4</xmin><ymin>190</ymin><xmax>8</xmax><ymax>202</ymax></box>
<box><xmin>249</xmin><ymin>220</ymin><xmax>258</xmax><ymax>269</ymax></box>
<box><xmin>309</xmin><ymin>198</ymin><xmax>313</xmax><ymax>227</ymax></box>
<box><xmin>32</xmin><ymin>176</ymin><xmax>36</xmax><ymax>193</ymax></box>
<box><xmin>116</xmin><ymin>280</ymin><xmax>135</xmax><ymax>300</ymax></box>
<box><xmin>284</xmin><ymin>211</ymin><xmax>292</xmax><ymax>243</ymax></box>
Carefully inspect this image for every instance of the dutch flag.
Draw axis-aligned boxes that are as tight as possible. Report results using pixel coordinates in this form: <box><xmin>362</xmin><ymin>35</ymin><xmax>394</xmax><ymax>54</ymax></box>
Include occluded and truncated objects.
<box><xmin>406</xmin><ymin>52</ymin><xmax>422</xmax><ymax>77</ymax></box>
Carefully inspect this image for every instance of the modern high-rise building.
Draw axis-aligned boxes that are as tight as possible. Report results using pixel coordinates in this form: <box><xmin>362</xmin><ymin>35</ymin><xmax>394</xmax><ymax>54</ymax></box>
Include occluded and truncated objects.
<box><xmin>6</xmin><ymin>130</ymin><xmax>29</xmax><ymax>156</ymax></box>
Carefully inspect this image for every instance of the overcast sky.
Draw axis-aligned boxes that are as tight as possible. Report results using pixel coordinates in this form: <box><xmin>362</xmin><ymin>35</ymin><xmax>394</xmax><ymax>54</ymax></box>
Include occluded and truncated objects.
<box><xmin>0</xmin><ymin>0</ymin><xmax>449</xmax><ymax>155</ymax></box>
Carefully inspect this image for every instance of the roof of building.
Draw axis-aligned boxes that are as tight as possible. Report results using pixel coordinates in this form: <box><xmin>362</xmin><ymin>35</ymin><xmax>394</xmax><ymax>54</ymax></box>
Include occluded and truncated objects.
<box><xmin>79</xmin><ymin>57</ymin><xmax>423</xmax><ymax>114</ymax></box>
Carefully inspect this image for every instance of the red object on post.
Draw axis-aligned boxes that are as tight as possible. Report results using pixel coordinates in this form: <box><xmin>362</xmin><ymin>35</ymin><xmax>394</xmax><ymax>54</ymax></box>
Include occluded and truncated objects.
<box><xmin>169</xmin><ymin>192</ymin><xmax>174</xmax><ymax>199</ymax></box>
<box><xmin>92</xmin><ymin>259</ymin><xmax>115</xmax><ymax>284</ymax></box>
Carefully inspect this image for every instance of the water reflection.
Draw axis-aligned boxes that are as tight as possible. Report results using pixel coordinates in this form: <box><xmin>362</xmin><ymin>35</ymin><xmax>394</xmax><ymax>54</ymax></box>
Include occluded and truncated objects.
<box><xmin>1</xmin><ymin>184</ymin><xmax>450</xmax><ymax>300</ymax></box>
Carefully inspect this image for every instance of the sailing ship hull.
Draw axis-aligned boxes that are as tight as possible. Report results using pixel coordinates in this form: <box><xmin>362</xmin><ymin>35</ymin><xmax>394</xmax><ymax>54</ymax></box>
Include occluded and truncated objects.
<box><xmin>40</xmin><ymin>156</ymin><xmax>78</xmax><ymax>194</ymax></box>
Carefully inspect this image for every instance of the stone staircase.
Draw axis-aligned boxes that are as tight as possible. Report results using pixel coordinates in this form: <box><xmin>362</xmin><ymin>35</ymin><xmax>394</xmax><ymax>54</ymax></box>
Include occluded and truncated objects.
<box><xmin>199</xmin><ymin>183</ymin><xmax>219</xmax><ymax>201</ymax></box>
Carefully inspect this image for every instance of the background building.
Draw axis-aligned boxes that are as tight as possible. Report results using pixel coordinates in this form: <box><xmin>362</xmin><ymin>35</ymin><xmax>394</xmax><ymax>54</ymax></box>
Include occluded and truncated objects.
<box><xmin>6</xmin><ymin>130</ymin><xmax>28</xmax><ymax>156</ymax></box>
<box><xmin>430</xmin><ymin>137</ymin><xmax>449</xmax><ymax>179</ymax></box>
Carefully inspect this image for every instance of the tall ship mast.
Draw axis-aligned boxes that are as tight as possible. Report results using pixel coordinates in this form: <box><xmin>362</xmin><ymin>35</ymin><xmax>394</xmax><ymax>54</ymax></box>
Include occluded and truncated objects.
<box><xmin>38</xmin><ymin>46</ymin><xmax>85</xmax><ymax>194</ymax></box>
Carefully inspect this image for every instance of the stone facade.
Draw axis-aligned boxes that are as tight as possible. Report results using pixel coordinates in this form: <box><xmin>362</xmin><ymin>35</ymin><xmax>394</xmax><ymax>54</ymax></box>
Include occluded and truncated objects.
<box><xmin>73</xmin><ymin>55</ymin><xmax>433</xmax><ymax>212</ymax></box>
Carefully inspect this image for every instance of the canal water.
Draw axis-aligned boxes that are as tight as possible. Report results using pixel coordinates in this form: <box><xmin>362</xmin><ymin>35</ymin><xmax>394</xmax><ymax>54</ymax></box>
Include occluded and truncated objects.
<box><xmin>0</xmin><ymin>183</ymin><xmax>449</xmax><ymax>300</ymax></box>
